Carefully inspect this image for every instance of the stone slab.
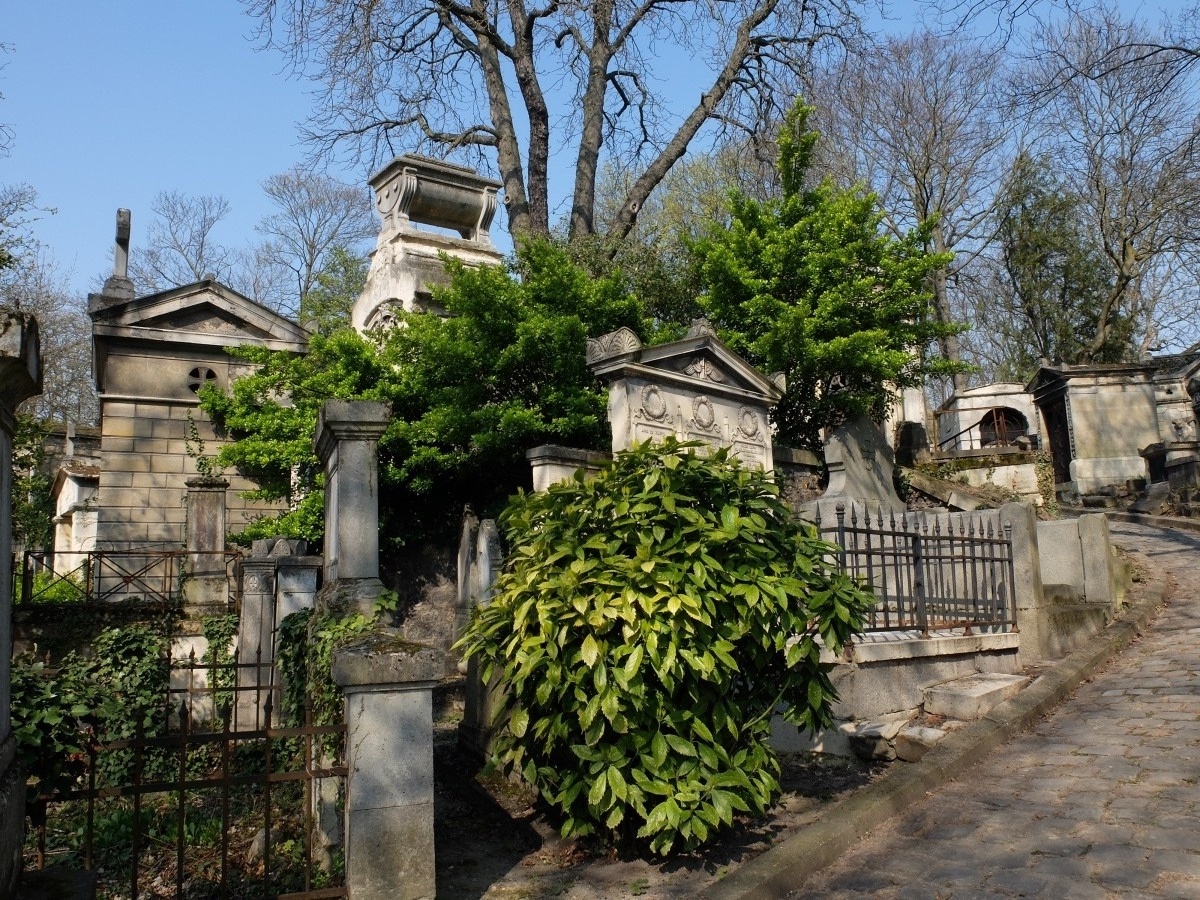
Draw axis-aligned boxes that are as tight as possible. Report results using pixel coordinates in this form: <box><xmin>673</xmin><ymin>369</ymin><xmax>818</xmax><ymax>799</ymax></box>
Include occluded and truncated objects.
<box><xmin>924</xmin><ymin>672</ymin><xmax>1030</xmax><ymax>720</ymax></box>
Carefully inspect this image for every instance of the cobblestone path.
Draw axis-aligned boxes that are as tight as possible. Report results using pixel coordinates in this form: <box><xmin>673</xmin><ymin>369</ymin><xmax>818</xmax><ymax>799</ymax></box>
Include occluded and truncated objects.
<box><xmin>792</xmin><ymin>521</ymin><xmax>1200</xmax><ymax>899</ymax></box>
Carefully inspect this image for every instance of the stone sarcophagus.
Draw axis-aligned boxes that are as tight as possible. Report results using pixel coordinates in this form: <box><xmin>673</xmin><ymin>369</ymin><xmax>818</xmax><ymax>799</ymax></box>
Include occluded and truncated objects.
<box><xmin>352</xmin><ymin>154</ymin><xmax>503</xmax><ymax>333</ymax></box>
<box><xmin>587</xmin><ymin>319</ymin><xmax>784</xmax><ymax>471</ymax></box>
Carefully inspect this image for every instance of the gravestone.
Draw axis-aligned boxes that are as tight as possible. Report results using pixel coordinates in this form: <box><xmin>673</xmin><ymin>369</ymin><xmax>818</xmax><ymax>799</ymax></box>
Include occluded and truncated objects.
<box><xmin>805</xmin><ymin>416</ymin><xmax>904</xmax><ymax>521</ymax></box>
<box><xmin>587</xmin><ymin>318</ymin><xmax>783</xmax><ymax>470</ymax></box>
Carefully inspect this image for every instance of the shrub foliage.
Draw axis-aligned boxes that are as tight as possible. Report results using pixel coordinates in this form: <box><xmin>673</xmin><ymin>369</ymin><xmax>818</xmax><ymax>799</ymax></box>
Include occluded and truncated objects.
<box><xmin>460</xmin><ymin>439</ymin><xmax>875</xmax><ymax>853</ymax></box>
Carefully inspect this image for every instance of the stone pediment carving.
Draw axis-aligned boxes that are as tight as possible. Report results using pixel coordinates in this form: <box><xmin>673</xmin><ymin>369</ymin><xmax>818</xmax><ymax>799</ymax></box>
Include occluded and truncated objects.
<box><xmin>92</xmin><ymin>281</ymin><xmax>311</xmax><ymax>348</ymax></box>
<box><xmin>588</xmin><ymin>320</ymin><xmax>782</xmax><ymax>470</ymax></box>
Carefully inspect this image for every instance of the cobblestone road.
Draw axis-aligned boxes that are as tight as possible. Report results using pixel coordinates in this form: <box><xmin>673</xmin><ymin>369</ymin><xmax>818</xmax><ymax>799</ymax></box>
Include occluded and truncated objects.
<box><xmin>792</xmin><ymin>521</ymin><xmax>1200</xmax><ymax>899</ymax></box>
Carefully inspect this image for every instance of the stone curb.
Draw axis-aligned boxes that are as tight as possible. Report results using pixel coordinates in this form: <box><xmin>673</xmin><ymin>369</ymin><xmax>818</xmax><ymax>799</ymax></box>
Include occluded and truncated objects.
<box><xmin>701</xmin><ymin>557</ymin><xmax>1170</xmax><ymax>900</ymax></box>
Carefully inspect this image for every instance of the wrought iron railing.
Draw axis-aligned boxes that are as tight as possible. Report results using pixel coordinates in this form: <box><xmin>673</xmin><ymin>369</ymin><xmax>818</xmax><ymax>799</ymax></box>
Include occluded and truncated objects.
<box><xmin>25</xmin><ymin>654</ymin><xmax>346</xmax><ymax>899</ymax></box>
<box><xmin>17</xmin><ymin>549</ymin><xmax>241</xmax><ymax>606</ymax></box>
<box><xmin>814</xmin><ymin>502</ymin><xmax>1018</xmax><ymax>636</ymax></box>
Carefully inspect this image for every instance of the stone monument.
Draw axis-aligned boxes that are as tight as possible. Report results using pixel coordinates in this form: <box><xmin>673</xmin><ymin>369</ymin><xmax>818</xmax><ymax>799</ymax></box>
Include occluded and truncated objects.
<box><xmin>352</xmin><ymin>154</ymin><xmax>504</xmax><ymax>332</ymax></box>
<box><xmin>587</xmin><ymin>318</ymin><xmax>784</xmax><ymax>470</ymax></box>
<box><xmin>804</xmin><ymin>415</ymin><xmax>905</xmax><ymax>521</ymax></box>
<box><xmin>0</xmin><ymin>308</ymin><xmax>41</xmax><ymax>896</ymax></box>
<box><xmin>313</xmin><ymin>400</ymin><xmax>391</xmax><ymax>614</ymax></box>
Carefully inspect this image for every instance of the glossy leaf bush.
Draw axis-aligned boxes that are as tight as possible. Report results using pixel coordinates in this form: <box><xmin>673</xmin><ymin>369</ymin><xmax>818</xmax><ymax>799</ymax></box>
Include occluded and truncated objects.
<box><xmin>460</xmin><ymin>439</ymin><xmax>874</xmax><ymax>853</ymax></box>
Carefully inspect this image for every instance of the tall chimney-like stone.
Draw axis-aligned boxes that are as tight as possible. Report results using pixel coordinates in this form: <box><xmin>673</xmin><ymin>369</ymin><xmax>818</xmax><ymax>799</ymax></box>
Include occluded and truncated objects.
<box><xmin>88</xmin><ymin>208</ymin><xmax>136</xmax><ymax>313</ymax></box>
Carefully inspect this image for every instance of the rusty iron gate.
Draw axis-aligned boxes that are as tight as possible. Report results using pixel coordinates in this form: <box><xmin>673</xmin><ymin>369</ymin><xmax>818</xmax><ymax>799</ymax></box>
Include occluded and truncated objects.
<box><xmin>18</xmin><ymin>549</ymin><xmax>242</xmax><ymax>606</ymax></box>
<box><xmin>25</xmin><ymin>655</ymin><xmax>346</xmax><ymax>899</ymax></box>
<box><xmin>814</xmin><ymin>502</ymin><xmax>1018</xmax><ymax>636</ymax></box>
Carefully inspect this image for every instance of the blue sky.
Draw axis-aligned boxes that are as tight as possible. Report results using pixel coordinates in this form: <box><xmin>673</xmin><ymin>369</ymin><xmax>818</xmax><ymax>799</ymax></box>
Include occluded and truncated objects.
<box><xmin>4</xmin><ymin>3</ymin><xmax>344</xmax><ymax>295</ymax></box>
<box><xmin>2</xmin><ymin>1</ymin><xmax>1168</xmax><ymax>301</ymax></box>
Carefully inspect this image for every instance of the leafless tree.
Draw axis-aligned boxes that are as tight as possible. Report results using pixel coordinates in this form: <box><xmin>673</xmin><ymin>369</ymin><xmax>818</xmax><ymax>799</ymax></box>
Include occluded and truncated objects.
<box><xmin>254</xmin><ymin>167</ymin><xmax>375</xmax><ymax>315</ymax></box>
<box><xmin>1</xmin><ymin>247</ymin><xmax>97</xmax><ymax>425</ymax></box>
<box><xmin>243</xmin><ymin>0</ymin><xmax>867</xmax><ymax>241</ymax></box>
<box><xmin>129</xmin><ymin>191</ymin><xmax>235</xmax><ymax>295</ymax></box>
<box><xmin>807</xmin><ymin>31</ymin><xmax>1012</xmax><ymax>389</ymax></box>
<box><xmin>1016</xmin><ymin>3</ymin><xmax>1200</xmax><ymax>362</ymax></box>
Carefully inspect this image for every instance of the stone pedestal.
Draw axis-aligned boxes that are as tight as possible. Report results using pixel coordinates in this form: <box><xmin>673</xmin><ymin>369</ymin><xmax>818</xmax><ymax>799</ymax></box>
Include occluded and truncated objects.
<box><xmin>0</xmin><ymin>308</ymin><xmax>42</xmax><ymax>896</ymax></box>
<box><xmin>332</xmin><ymin>633</ymin><xmax>444</xmax><ymax>900</ymax></box>
<box><xmin>313</xmin><ymin>401</ymin><xmax>390</xmax><ymax>614</ymax></box>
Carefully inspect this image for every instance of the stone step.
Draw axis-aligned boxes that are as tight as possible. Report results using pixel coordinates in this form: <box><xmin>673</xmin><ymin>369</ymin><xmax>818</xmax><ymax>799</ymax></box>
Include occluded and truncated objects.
<box><xmin>923</xmin><ymin>672</ymin><xmax>1030</xmax><ymax>721</ymax></box>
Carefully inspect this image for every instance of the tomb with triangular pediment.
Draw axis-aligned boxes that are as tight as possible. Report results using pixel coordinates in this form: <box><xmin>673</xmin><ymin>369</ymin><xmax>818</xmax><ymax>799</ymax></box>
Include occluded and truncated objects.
<box><xmin>587</xmin><ymin>319</ymin><xmax>785</xmax><ymax>471</ymax></box>
<box><xmin>86</xmin><ymin>215</ymin><xmax>312</xmax><ymax>554</ymax></box>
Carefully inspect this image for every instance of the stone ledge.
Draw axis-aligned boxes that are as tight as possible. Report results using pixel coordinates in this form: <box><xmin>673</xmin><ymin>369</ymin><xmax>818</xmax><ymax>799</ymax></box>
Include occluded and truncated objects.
<box><xmin>333</xmin><ymin>628</ymin><xmax>445</xmax><ymax>688</ymax></box>
<box><xmin>849</xmin><ymin>631</ymin><xmax>1019</xmax><ymax>663</ymax></box>
<box><xmin>526</xmin><ymin>444</ymin><xmax>610</xmax><ymax>466</ymax></box>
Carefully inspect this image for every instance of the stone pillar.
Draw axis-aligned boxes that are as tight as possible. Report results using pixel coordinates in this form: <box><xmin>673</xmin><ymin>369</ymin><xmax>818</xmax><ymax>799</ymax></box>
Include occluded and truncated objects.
<box><xmin>1078</xmin><ymin>513</ymin><xmax>1119</xmax><ymax>614</ymax></box>
<box><xmin>313</xmin><ymin>400</ymin><xmax>390</xmax><ymax>614</ymax></box>
<box><xmin>236</xmin><ymin>556</ymin><xmax>277</xmax><ymax>729</ymax></box>
<box><xmin>0</xmin><ymin>308</ymin><xmax>41</xmax><ymax>896</ymax></box>
<box><xmin>332</xmin><ymin>635</ymin><xmax>444</xmax><ymax>900</ymax></box>
<box><xmin>183</xmin><ymin>476</ymin><xmax>230</xmax><ymax>611</ymax></box>
<box><xmin>1001</xmin><ymin>502</ymin><xmax>1049</xmax><ymax>668</ymax></box>
<box><xmin>459</xmin><ymin>518</ymin><xmax>504</xmax><ymax>760</ymax></box>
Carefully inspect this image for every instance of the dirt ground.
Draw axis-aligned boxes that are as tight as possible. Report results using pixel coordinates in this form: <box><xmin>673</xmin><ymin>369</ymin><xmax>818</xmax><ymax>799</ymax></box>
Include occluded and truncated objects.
<box><xmin>432</xmin><ymin>687</ymin><xmax>888</xmax><ymax>900</ymax></box>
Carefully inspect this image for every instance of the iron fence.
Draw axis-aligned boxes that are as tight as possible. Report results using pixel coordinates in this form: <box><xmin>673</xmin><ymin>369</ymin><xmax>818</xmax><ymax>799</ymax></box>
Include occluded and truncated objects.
<box><xmin>24</xmin><ymin>655</ymin><xmax>346</xmax><ymax>900</ymax></box>
<box><xmin>17</xmin><ymin>549</ymin><xmax>241</xmax><ymax>606</ymax></box>
<box><xmin>814</xmin><ymin>502</ymin><xmax>1017</xmax><ymax>637</ymax></box>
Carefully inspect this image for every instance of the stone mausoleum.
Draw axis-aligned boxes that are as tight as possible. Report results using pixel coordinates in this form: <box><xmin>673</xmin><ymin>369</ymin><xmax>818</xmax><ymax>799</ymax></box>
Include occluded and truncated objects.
<box><xmin>86</xmin><ymin>213</ymin><xmax>310</xmax><ymax>551</ymax></box>
<box><xmin>1029</xmin><ymin>351</ymin><xmax>1200</xmax><ymax>495</ymax></box>
<box><xmin>352</xmin><ymin>154</ymin><xmax>503</xmax><ymax>332</ymax></box>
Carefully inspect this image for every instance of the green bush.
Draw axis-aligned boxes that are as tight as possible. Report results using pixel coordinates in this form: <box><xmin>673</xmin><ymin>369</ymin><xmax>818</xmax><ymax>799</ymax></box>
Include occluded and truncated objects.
<box><xmin>15</xmin><ymin>570</ymin><xmax>87</xmax><ymax>605</ymax></box>
<box><xmin>12</xmin><ymin>624</ymin><xmax>170</xmax><ymax>792</ymax></box>
<box><xmin>460</xmin><ymin>438</ymin><xmax>875</xmax><ymax>854</ymax></box>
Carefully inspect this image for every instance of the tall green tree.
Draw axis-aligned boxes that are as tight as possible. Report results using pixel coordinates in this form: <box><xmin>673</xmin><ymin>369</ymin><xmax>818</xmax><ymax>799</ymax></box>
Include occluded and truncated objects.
<box><xmin>695</xmin><ymin>102</ymin><xmax>964</xmax><ymax>451</ymax></box>
<box><xmin>991</xmin><ymin>152</ymin><xmax>1119</xmax><ymax>377</ymax></box>
<box><xmin>201</xmin><ymin>239</ymin><xmax>644</xmax><ymax>550</ymax></box>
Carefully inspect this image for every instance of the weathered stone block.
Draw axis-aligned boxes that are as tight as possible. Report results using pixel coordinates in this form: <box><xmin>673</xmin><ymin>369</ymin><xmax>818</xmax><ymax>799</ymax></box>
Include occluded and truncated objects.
<box><xmin>923</xmin><ymin>672</ymin><xmax>1029</xmax><ymax>720</ymax></box>
<box><xmin>895</xmin><ymin>725</ymin><xmax>947</xmax><ymax>762</ymax></box>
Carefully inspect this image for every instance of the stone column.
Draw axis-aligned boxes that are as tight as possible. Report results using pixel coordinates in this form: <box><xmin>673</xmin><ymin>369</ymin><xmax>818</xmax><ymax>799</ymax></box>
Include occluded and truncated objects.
<box><xmin>313</xmin><ymin>400</ymin><xmax>390</xmax><ymax>614</ymax></box>
<box><xmin>0</xmin><ymin>309</ymin><xmax>41</xmax><ymax>896</ymax></box>
<box><xmin>459</xmin><ymin>519</ymin><xmax>504</xmax><ymax>760</ymax></box>
<box><xmin>182</xmin><ymin>475</ymin><xmax>230</xmax><ymax>611</ymax></box>
<box><xmin>1078</xmin><ymin>513</ymin><xmax>1119</xmax><ymax>614</ymax></box>
<box><xmin>1001</xmin><ymin>502</ymin><xmax>1049</xmax><ymax>668</ymax></box>
<box><xmin>236</xmin><ymin>556</ymin><xmax>277</xmax><ymax>729</ymax></box>
<box><xmin>332</xmin><ymin>635</ymin><xmax>443</xmax><ymax>900</ymax></box>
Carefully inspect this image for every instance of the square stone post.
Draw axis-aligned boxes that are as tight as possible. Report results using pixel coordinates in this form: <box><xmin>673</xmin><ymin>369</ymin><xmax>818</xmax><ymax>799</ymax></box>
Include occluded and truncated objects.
<box><xmin>333</xmin><ymin>634</ymin><xmax>444</xmax><ymax>900</ymax></box>
<box><xmin>314</xmin><ymin>401</ymin><xmax>390</xmax><ymax>615</ymax></box>
<box><xmin>0</xmin><ymin>309</ymin><xmax>41</xmax><ymax>896</ymax></box>
<box><xmin>1078</xmin><ymin>513</ymin><xmax>1119</xmax><ymax>614</ymax></box>
<box><xmin>1001</xmin><ymin>502</ymin><xmax>1049</xmax><ymax>667</ymax></box>
<box><xmin>236</xmin><ymin>557</ymin><xmax>277</xmax><ymax>729</ymax></box>
<box><xmin>183</xmin><ymin>476</ymin><xmax>230</xmax><ymax>611</ymax></box>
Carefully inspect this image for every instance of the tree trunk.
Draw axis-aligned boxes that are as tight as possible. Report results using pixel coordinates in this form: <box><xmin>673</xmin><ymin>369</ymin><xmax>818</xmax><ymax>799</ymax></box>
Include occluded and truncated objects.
<box><xmin>570</xmin><ymin>0</ymin><xmax>615</xmax><ymax>239</ymax></box>
<box><xmin>607</xmin><ymin>0</ymin><xmax>780</xmax><ymax>242</ymax></box>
